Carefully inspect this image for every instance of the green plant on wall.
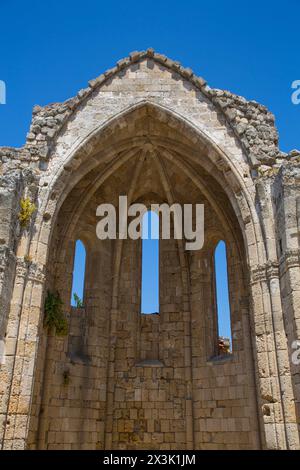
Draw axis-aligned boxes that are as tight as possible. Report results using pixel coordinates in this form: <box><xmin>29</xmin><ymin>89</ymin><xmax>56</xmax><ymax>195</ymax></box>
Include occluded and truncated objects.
<box><xmin>18</xmin><ymin>197</ymin><xmax>36</xmax><ymax>228</ymax></box>
<box><xmin>24</xmin><ymin>254</ymin><xmax>32</xmax><ymax>263</ymax></box>
<box><xmin>73</xmin><ymin>292</ymin><xmax>83</xmax><ymax>308</ymax></box>
<box><xmin>44</xmin><ymin>291</ymin><xmax>68</xmax><ymax>336</ymax></box>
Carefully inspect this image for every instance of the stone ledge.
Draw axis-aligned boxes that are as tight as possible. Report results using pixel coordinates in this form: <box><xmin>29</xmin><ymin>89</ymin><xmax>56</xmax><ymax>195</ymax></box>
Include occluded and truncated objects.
<box><xmin>135</xmin><ymin>359</ymin><xmax>164</xmax><ymax>367</ymax></box>
<box><xmin>207</xmin><ymin>354</ymin><xmax>234</xmax><ymax>365</ymax></box>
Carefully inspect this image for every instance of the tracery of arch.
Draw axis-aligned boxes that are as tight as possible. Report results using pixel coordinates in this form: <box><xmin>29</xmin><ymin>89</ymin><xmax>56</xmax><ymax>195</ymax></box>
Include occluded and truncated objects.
<box><xmin>45</xmin><ymin>103</ymin><xmax>247</xmax><ymax>361</ymax></box>
<box><xmin>34</xmin><ymin>103</ymin><xmax>258</xmax><ymax>268</ymax></box>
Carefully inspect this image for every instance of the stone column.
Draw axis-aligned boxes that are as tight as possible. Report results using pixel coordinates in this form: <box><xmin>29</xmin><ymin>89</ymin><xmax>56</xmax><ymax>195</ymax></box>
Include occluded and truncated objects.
<box><xmin>251</xmin><ymin>175</ymin><xmax>300</xmax><ymax>449</ymax></box>
<box><xmin>274</xmin><ymin>163</ymin><xmax>300</xmax><ymax>441</ymax></box>
<box><xmin>0</xmin><ymin>170</ymin><xmax>22</xmax><ymax>344</ymax></box>
<box><xmin>0</xmin><ymin>257</ymin><xmax>46</xmax><ymax>449</ymax></box>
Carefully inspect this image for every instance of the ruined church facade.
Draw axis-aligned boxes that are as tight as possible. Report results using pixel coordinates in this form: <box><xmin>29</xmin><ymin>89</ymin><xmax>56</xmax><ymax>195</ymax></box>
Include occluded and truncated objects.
<box><xmin>0</xmin><ymin>50</ymin><xmax>300</xmax><ymax>450</ymax></box>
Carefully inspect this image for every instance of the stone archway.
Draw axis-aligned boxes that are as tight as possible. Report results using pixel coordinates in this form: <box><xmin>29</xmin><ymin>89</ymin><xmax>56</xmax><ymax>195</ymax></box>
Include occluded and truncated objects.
<box><xmin>0</xmin><ymin>50</ymin><xmax>299</xmax><ymax>450</ymax></box>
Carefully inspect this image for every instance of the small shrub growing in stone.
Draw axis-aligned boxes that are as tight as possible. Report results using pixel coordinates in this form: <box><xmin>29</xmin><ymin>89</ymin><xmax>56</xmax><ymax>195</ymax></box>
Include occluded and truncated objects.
<box><xmin>18</xmin><ymin>197</ymin><xmax>36</xmax><ymax>228</ymax></box>
<box><xmin>44</xmin><ymin>291</ymin><xmax>68</xmax><ymax>336</ymax></box>
<box><xmin>73</xmin><ymin>292</ymin><xmax>83</xmax><ymax>308</ymax></box>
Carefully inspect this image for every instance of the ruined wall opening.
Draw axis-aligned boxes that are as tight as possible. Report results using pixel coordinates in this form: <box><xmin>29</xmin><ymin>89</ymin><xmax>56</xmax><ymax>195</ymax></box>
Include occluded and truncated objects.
<box><xmin>25</xmin><ymin>101</ymin><xmax>261</xmax><ymax>451</ymax></box>
<box><xmin>141</xmin><ymin>211</ymin><xmax>159</xmax><ymax>314</ymax></box>
<box><xmin>70</xmin><ymin>239</ymin><xmax>86</xmax><ymax>307</ymax></box>
<box><xmin>214</xmin><ymin>240</ymin><xmax>232</xmax><ymax>354</ymax></box>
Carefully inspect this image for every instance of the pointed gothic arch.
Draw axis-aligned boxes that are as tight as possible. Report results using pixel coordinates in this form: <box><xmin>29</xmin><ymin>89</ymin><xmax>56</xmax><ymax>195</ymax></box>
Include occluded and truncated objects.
<box><xmin>0</xmin><ymin>51</ymin><xmax>299</xmax><ymax>451</ymax></box>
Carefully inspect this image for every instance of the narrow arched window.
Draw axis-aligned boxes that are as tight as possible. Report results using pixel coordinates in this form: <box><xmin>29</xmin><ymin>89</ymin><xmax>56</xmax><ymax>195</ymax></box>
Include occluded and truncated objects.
<box><xmin>141</xmin><ymin>211</ymin><xmax>159</xmax><ymax>314</ymax></box>
<box><xmin>214</xmin><ymin>240</ymin><xmax>232</xmax><ymax>353</ymax></box>
<box><xmin>71</xmin><ymin>239</ymin><xmax>86</xmax><ymax>307</ymax></box>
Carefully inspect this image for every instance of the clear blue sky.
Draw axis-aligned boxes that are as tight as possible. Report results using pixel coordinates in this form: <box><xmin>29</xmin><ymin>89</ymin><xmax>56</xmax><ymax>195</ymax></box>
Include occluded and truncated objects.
<box><xmin>215</xmin><ymin>241</ymin><xmax>231</xmax><ymax>343</ymax></box>
<box><xmin>0</xmin><ymin>1</ymin><xmax>299</xmax><ymax>150</ymax></box>
<box><xmin>2</xmin><ymin>1</ymin><xmax>298</xmax><ymax>343</ymax></box>
<box><xmin>141</xmin><ymin>212</ymin><xmax>159</xmax><ymax>314</ymax></box>
<box><xmin>71</xmin><ymin>240</ymin><xmax>86</xmax><ymax>307</ymax></box>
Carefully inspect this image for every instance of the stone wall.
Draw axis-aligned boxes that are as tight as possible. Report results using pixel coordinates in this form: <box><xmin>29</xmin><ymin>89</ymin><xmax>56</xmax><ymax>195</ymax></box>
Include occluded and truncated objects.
<box><xmin>0</xmin><ymin>50</ymin><xmax>299</xmax><ymax>450</ymax></box>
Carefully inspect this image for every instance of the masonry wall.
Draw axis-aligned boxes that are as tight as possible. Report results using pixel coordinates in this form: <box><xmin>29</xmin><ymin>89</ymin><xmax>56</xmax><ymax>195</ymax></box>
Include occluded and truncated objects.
<box><xmin>26</xmin><ymin>207</ymin><xmax>261</xmax><ymax>449</ymax></box>
<box><xmin>190</xmin><ymin>241</ymin><xmax>261</xmax><ymax>449</ymax></box>
<box><xmin>109</xmin><ymin>236</ymin><xmax>189</xmax><ymax>450</ymax></box>
<box><xmin>1</xmin><ymin>50</ymin><xmax>300</xmax><ymax>450</ymax></box>
<box><xmin>26</xmin><ymin>219</ymin><xmax>112</xmax><ymax>449</ymax></box>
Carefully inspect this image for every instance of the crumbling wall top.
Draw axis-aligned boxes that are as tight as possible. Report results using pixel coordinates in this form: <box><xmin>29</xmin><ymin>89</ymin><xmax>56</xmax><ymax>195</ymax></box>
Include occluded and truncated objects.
<box><xmin>0</xmin><ymin>49</ymin><xmax>299</xmax><ymax>172</ymax></box>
